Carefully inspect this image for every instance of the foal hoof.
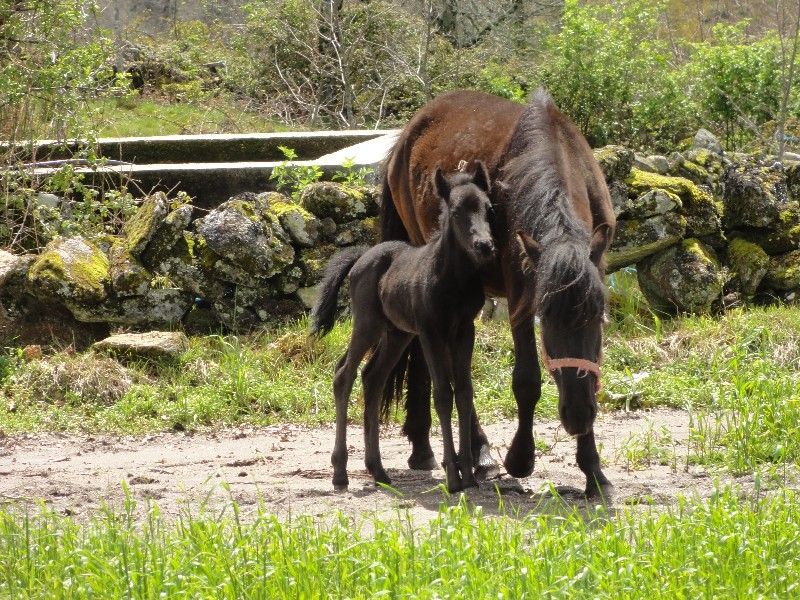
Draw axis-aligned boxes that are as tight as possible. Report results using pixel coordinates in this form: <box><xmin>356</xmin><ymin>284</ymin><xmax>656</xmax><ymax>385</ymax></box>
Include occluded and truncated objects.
<box><xmin>474</xmin><ymin>443</ymin><xmax>502</xmax><ymax>481</ymax></box>
<box><xmin>443</xmin><ymin>462</ymin><xmax>464</xmax><ymax>493</ymax></box>
<box><xmin>585</xmin><ymin>480</ymin><xmax>614</xmax><ymax>503</ymax></box>
<box><xmin>370</xmin><ymin>467</ymin><xmax>392</xmax><ymax>487</ymax></box>
<box><xmin>408</xmin><ymin>452</ymin><xmax>438</xmax><ymax>471</ymax></box>
<box><xmin>332</xmin><ymin>472</ymin><xmax>349</xmax><ymax>491</ymax></box>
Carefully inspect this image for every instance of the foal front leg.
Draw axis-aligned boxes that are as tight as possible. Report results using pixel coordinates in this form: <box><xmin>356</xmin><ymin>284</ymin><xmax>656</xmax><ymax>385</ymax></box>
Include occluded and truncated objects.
<box><xmin>450</xmin><ymin>321</ymin><xmax>478</xmax><ymax>489</ymax></box>
<box><xmin>419</xmin><ymin>334</ymin><xmax>462</xmax><ymax>493</ymax></box>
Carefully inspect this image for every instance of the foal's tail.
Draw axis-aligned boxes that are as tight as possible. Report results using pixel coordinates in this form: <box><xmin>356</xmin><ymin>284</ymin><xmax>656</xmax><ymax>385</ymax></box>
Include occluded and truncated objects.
<box><xmin>309</xmin><ymin>246</ymin><xmax>366</xmax><ymax>337</ymax></box>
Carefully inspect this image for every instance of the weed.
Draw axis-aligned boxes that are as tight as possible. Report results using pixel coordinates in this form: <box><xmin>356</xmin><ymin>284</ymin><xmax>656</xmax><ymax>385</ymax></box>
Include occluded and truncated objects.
<box><xmin>269</xmin><ymin>145</ymin><xmax>323</xmax><ymax>199</ymax></box>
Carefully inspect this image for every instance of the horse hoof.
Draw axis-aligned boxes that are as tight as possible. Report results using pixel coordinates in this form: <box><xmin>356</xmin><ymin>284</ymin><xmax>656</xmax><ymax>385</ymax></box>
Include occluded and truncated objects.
<box><xmin>332</xmin><ymin>474</ymin><xmax>349</xmax><ymax>491</ymax></box>
<box><xmin>503</xmin><ymin>450</ymin><xmax>534</xmax><ymax>479</ymax></box>
<box><xmin>461</xmin><ymin>473</ymin><xmax>479</xmax><ymax>489</ymax></box>
<box><xmin>585</xmin><ymin>481</ymin><xmax>614</xmax><ymax>502</ymax></box>
<box><xmin>333</xmin><ymin>482</ymin><xmax>349</xmax><ymax>492</ymax></box>
<box><xmin>371</xmin><ymin>470</ymin><xmax>392</xmax><ymax>487</ymax></box>
<box><xmin>408</xmin><ymin>452</ymin><xmax>438</xmax><ymax>471</ymax></box>
<box><xmin>474</xmin><ymin>444</ymin><xmax>502</xmax><ymax>481</ymax></box>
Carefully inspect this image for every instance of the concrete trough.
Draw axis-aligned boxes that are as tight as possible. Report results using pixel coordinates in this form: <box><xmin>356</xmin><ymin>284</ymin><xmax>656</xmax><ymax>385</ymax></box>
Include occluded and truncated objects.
<box><xmin>6</xmin><ymin>130</ymin><xmax>396</xmax><ymax>164</ymax></box>
<box><xmin>27</xmin><ymin>131</ymin><xmax>401</xmax><ymax>209</ymax></box>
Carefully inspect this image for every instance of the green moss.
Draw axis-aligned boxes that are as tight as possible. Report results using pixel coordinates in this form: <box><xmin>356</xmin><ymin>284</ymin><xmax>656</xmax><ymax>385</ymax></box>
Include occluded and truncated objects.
<box><xmin>726</xmin><ymin>238</ymin><xmax>770</xmax><ymax>296</ymax></box>
<box><xmin>28</xmin><ymin>237</ymin><xmax>111</xmax><ymax>304</ymax></box>
<box><xmin>122</xmin><ymin>193</ymin><xmax>168</xmax><ymax>256</ymax></box>
<box><xmin>270</xmin><ymin>199</ymin><xmax>315</xmax><ymax>221</ymax></box>
<box><xmin>764</xmin><ymin>250</ymin><xmax>800</xmax><ymax>291</ymax></box>
<box><xmin>626</xmin><ymin>168</ymin><xmax>710</xmax><ymax>205</ymax></box>
<box><xmin>682</xmin><ymin>238</ymin><xmax>719</xmax><ymax>268</ymax></box>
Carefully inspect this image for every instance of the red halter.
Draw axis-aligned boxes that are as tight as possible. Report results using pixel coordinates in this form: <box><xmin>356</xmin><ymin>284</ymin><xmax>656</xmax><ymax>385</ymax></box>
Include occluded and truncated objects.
<box><xmin>540</xmin><ymin>344</ymin><xmax>602</xmax><ymax>393</ymax></box>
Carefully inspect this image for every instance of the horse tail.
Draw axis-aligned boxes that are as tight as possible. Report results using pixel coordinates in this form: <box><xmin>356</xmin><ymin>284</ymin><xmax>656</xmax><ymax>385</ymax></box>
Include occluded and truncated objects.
<box><xmin>379</xmin><ymin>159</ymin><xmax>415</xmax><ymax>420</ymax></box>
<box><xmin>309</xmin><ymin>246</ymin><xmax>365</xmax><ymax>337</ymax></box>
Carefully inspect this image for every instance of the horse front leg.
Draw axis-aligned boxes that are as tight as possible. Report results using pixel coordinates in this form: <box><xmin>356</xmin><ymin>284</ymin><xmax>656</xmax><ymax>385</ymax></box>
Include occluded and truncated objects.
<box><xmin>577</xmin><ymin>429</ymin><xmax>613</xmax><ymax>499</ymax></box>
<box><xmin>503</xmin><ymin>312</ymin><xmax>542</xmax><ymax>479</ymax></box>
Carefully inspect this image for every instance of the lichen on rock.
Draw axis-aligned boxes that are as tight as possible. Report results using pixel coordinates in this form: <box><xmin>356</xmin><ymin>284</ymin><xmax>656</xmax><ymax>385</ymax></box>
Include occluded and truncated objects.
<box><xmin>299</xmin><ymin>182</ymin><xmax>379</xmax><ymax>223</ymax></box>
<box><xmin>725</xmin><ymin>238</ymin><xmax>769</xmax><ymax>297</ymax></box>
<box><xmin>593</xmin><ymin>145</ymin><xmax>634</xmax><ymax>182</ymax></box>
<box><xmin>607</xmin><ymin>212</ymin><xmax>686</xmax><ymax>271</ymax></box>
<box><xmin>122</xmin><ymin>192</ymin><xmax>170</xmax><ymax>256</ymax></box>
<box><xmin>27</xmin><ymin>236</ymin><xmax>110</xmax><ymax>305</ymax></box>
<box><xmin>109</xmin><ymin>241</ymin><xmax>151</xmax><ymax>297</ymax></box>
<box><xmin>762</xmin><ymin>250</ymin><xmax>800</xmax><ymax>291</ymax></box>
<box><xmin>636</xmin><ymin>238</ymin><xmax>728</xmax><ymax>314</ymax></box>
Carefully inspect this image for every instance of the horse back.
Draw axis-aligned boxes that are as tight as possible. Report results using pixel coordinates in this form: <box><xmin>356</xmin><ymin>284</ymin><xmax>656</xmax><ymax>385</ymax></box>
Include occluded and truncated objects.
<box><xmin>385</xmin><ymin>90</ymin><xmax>523</xmax><ymax>245</ymax></box>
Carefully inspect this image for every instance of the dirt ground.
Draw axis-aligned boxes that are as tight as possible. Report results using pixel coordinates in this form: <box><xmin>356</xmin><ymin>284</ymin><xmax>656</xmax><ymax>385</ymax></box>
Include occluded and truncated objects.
<box><xmin>0</xmin><ymin>409</ymin><xmax>767</xmax><ymax>523</ymax></box>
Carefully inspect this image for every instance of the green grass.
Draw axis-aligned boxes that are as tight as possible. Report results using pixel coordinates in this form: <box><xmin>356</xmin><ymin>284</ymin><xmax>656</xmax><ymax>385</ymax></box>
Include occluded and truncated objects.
<box><xmin>90</xmin><ymin>95</ymin><xmax>289</xmax><ymax>137</ymax></box>
<box><xmin>0</xmin><ymin>490</ymin><xmax>798</xmax><ymax>598</ymax></box>
<box><xmin>1</xmin><ymin>301</ymin><xmax>799</xmax><ymax>475</ymax></box>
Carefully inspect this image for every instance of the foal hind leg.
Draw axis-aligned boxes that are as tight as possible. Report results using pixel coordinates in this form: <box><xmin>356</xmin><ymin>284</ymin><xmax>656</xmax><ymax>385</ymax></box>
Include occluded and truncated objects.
<box><xmin>331</xmin><ymin>325</ymin><xmax>381</xmax><ymax>490</ymax></box>
<box><xmin>362</xmin><ymin>329</ymin><xmax>414</xmax><ymax>486</ymax></box>
<box><xmin>576</xmin><ymin>429</ymin><xmax>613</xmax><ymax>500</ymax></box>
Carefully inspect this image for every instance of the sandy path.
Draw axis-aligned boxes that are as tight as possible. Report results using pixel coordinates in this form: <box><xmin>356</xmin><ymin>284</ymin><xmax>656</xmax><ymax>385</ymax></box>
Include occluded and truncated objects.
<box><xmin>0</xmin><ymin>409</ymin><xmax>760</xmax><ymax>522</ymax></box>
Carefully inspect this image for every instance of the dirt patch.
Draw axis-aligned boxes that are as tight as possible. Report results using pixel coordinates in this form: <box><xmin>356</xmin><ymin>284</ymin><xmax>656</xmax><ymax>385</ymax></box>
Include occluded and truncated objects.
<box><xmin>0</xmin><ymin>409</ymin><xmax>767</xmax><ymax>522</ymax></box>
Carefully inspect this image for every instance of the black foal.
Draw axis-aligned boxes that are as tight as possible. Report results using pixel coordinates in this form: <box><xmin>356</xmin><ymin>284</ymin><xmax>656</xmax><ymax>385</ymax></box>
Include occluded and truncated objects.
<box><xmin>311</xmin><ymin>164</ymin><xmax>495</xmax><ymax>493</ymax></box>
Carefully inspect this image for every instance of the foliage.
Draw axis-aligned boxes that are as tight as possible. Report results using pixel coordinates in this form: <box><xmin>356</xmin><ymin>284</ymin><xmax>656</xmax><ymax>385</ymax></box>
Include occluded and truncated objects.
<box><xmin>331</xmin><ymin>157</ymin><xmax>373</xmax><ymax>188</ymax></box>
<box><xmin>686</xmin><ymin>23</ymin><xmax>783</xmax><ymax>149</ymax></box>
<box><xmin>269</xmin><ymin>145</ymin><xmax>323</xmax><ymax>198</ymax></box>
<box><xmin>0</xmin><ymin>0</ymin><xmax>123</xmax><ymax>144</ymax></box>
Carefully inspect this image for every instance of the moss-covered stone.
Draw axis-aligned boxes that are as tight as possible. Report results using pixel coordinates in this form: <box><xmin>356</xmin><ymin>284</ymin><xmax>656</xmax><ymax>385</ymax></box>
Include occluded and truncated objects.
<box><xmin>122</xmin><ymin>192</ymin><xmax>169</xmax><ymax>256</ymax></box>
<box><xmin>617</xmin><ymin>189</ymin><xmax>681</xmax><ymax>220</ymax></box>
<box><xmin>140</xmin><ymin>203</ymin><xmax>193</xmax><ymax>269</ymax></box>
<box><xmin>299</xmin><ymin>182</ymin><xmax>379</xmax><ymax>224</ymax></box>
<box><xmin>593</xmin><ymin>145</ymin><xmax>634</xmax><ymax>183</ymax></box>
<box><xmin>637</xmin><ymin>238</ymin><xmax>728</xmax><ymax>314</ymax></box>
<box><xmin>607</xmin><ymin>212</ymin><xmax>686</xmax><ymax>271</ymax></box>
<box><xmin>725</xmin><ymin>238</ymin><xmax>769</xmax><ymax>297</ymax></box>
<box><xmin>268</xmin><ymin>197</ymin><xmax>321</xmax><ymax>247</ymax></box>
<box><xmin>109</xmin><ymin>242</ymin><xmax>151</xmax><ymax>297</ymax></box>
<box><xmin>723</xmin><ymin>159</ymin><xmax>789</xmax><ymax>229</ymax></box>
<box><xmin>334</xmin><ymin>217</ymin><xmax>379</xmax><ymax>246</ymax></box>
<box><xmin>762</xmin><ymin>250</ymin><xmax>800</xmax><ymax>291</ymax></box>
<box><xmin>69</xmin><ymin>288</ymin><xmax>192</xmax><ymax>326</ymax></box>
<box><xmin>193</xmin><ymin>197</ymin><xmax>295</xmax><ymax>285</ymax></box>
<box><xmin>27</xmin><ymin>236</ymin><xmax>110</xmax><ymax>305</ymax></box>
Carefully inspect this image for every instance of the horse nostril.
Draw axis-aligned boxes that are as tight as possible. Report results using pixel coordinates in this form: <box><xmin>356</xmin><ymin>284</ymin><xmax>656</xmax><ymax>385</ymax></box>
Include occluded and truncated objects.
<box><xmin>475</xmin><ymin>240</ymin><xmax>495</xmax><ymax>256</ymax></box>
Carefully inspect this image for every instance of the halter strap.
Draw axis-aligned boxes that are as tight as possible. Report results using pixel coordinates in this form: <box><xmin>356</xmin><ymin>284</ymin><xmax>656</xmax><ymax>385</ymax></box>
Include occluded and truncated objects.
<box><xmin>541</xmin><ymin>345</ymin><xmax>602</xmax><ymax>393</ymax></box>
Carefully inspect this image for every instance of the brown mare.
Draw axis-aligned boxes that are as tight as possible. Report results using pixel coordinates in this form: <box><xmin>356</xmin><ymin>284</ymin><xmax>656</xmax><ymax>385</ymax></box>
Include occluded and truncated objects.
<box><xmin>381</xmin><ymin>89</ymin><xmax>616</xmax><ymax>497</ymax></box>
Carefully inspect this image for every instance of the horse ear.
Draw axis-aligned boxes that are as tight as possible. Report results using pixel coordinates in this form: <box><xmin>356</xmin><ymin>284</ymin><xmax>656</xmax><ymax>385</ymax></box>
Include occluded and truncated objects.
<box><xmin>434</xmin><ymin>167</ymin><xmax>451</xmax><ymax>201</ymax></box>
<box><xmin>472</xmin><ymin>160</ymin><xmax>491</xmax><ymax>194</ymax></box>
<box><xmin>516</xmin><ymin>230</ymin><xmax>542</xmax><ymax>263</ymax></box>
<box><xmin>589</xmin><ymin>223</ymin><xmax>612</xmax><ymax>265</ymax></box>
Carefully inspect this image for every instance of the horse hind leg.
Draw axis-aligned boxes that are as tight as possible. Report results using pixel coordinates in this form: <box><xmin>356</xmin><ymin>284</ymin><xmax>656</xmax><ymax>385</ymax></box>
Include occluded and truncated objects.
<box><xmin>402</xmin><ymin>339</ymin><xmax>438</xmax><ymax>471</ymax></box>
<box><xmin>362</xmin><ymin>329</ymin><xmax>414</xmax><ymax>487</ymax></box>
<box><xmin>331</xmin><ymin>326</ymin><xmax>380</xmax><ymax>490</ymax></box>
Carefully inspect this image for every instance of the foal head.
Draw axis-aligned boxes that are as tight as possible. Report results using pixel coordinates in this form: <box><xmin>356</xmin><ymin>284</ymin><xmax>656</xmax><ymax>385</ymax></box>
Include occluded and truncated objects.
<box><xmin>433</xmin><ymin>161</ymin><xmax>496</xmax><ymax>266</ymax></box>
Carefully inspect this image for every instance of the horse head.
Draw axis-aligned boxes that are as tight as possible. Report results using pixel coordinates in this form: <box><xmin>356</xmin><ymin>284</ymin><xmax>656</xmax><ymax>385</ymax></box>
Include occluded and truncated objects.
<box><xmin>517</xmin><ymin>225</ymin><xmax>611</xmax><ymax>436</ymax></box>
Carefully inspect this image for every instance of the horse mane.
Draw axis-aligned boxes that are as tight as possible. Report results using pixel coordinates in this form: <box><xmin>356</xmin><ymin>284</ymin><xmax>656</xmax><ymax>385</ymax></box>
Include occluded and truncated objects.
<box><xmin>503</xmin><ymin>89</ymin><xmax>606</xmax><ymax>326</ymax></box>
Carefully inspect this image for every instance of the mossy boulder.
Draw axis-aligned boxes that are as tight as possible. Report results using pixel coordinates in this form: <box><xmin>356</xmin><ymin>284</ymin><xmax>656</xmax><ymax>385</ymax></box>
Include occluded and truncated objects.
<box><xmin>299</xmin><ymin>182</ymin><xmax>379</xmax><ymax>224</ymax></box>
<box><xmin>122</xmin><ymin>192</ymin><xmax>169</xmax><ymax>256</ymax></box>
<box><xmin>267</xmin><ymin>195</ymin><xmax>321</xmax><ymax>247</ymax></box>
<box><xmin>193</xmin><ymin>196</ymin><xmax>295</xmax><ymax>285</ymax></box>
<box><xmin>617</xmin><ymin>189</ymin><xmax>681</xmax><ymax>220</ymax></box>
<box><xmin>297</xmin><ymin>244</ymin><xmax>338</xmax><ymax>287</ymax></box>
<box><xmin>725</xmin><ymin>238</ymin><xmax>769</xmax><ymax>297</ymax></box>
<box><xmin>593</xmin><ymin>145</ymin><xmax>634</xmax><ymax>182</ymax></box>
<box><xmin>69</xmin><ymin>288</ymin><xmax>192</xmax><ymax>327</ymax></box>
<box><xmin>151</xmin><ymin>232</ymin><xmax>206</xmax><ymax>296</ymax></box>
<box><xmin>109</xmin><ymin>242</ymin><xmax>151</xmax><ymax>297</ymax></box>
<box><xmin>607</xmin><ymin>212</ymin><xmax>686</xmax><ymax>271</ymax></box>
<box><xmin>334</xmin><ymin>217</ymin><xmax>379</xmax><ymax>246</ymax></box>
<box><xmin>693</xmin><ymin>128</ymin><xmax>724</xmax><ymax>155</ymax></box>
<box><xmin>27</xmin><ymin>236</ymin><xmax>110</xmax><ymax>305</ymax></box>
<box><xmin>93</xmin><ymin>331</ymin><xmax>189</xmax><ymax>360</ymax></box>
<box><xmin>637</xmin><ymin>238</ymin><xmax>728</xmax><ymax>314</ymax></box>
<box><xmin>0</xmin><ymin>250</ymin><xmax>29</xmax><ymax>289</ymax></box>
<box><xmin>140</xmin><ymin>204</ymin><xmax>193</xmax><ymax>269</ymax></box>
<box><xmin>723</xmin><ymin>159</ymin><xmax>789</xmax><ymax>229</ymax></box>
<box><xmin>626</xmin><ymin>168</ymin><xmax>722</xmax><ymax>237</ymax></box>
<box><xmin>669</xmin><ymin>154</ymin><xmax>713</xmax><ymax>187</ymax></box>
<box><xmin>762</xmin><ymin>250</ymin><xmax>800</xmax><ymax>291</ymax></box>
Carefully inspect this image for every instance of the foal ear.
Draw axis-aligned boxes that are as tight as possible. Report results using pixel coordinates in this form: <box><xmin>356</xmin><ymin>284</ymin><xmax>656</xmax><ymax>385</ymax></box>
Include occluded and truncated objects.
<box><xmin>516</xmin><ymin>230</ymin><xmax>542</xmax><ymax>263</ymax></box>
<box><xmin>434</xmin><ymin>167</ymin><xmax>451</xmax><ymax>201</ymax></box>
<box><xmin>472</xmin><ymin>160</ymin><xmax>491</xmax><ymax>194</ymax></box>
<box><xmin>589</xmin><ymin>223</ymin><xmax>612</xmax><ymax>265</ymax></box>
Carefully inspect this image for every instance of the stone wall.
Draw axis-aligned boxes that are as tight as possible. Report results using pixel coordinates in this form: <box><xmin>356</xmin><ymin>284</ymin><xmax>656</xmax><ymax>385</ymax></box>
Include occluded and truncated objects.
<box><xmin>2</xmin><ymin>134</ymin><xmax>799</xmax><ymax>345</ymax></box>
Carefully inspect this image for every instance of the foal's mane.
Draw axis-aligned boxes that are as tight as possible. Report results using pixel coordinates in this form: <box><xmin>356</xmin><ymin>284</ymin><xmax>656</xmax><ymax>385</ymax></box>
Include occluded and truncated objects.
<box><xmin>502</xmin><ymin>89</ymin><xmax>606</xmax><ymax>327</ymax></box>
